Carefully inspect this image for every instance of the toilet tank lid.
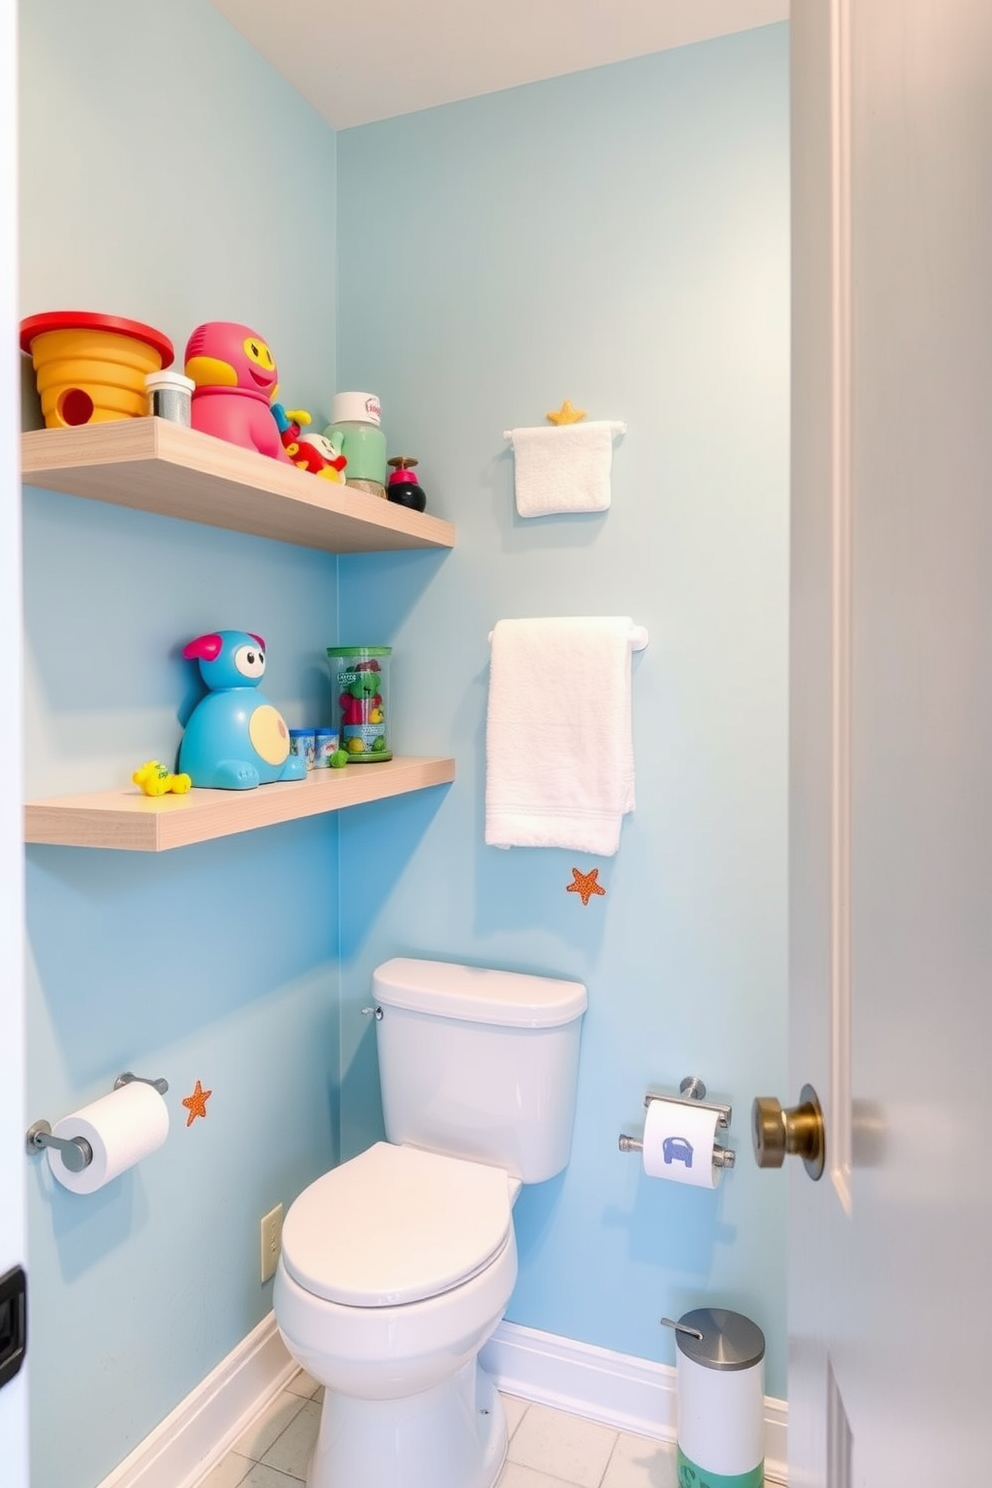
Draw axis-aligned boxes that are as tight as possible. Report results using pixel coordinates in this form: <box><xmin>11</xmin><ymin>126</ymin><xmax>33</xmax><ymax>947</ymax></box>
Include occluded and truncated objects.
<box><xmin>372</xmin><ymin>957</ymin><xmax>587</xmax><ymax>1027</ymax></box>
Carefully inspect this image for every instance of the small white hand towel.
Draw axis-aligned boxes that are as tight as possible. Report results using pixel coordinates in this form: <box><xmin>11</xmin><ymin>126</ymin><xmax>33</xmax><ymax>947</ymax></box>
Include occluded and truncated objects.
<box><xmin>503</xmin><ymin>421</ymin><xmax>626</xmax><ymax>518</ymax></box>
<box><xmin>485</xmin><ymin>616</ymin><xmax>636</xmax><ymax>856</ymax></box>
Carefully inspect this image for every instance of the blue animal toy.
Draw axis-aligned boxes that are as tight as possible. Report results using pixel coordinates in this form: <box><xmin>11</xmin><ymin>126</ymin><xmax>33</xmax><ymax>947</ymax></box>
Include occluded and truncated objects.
<box><xmin>178</xmin><ymin>629</ymin><xmax>307</xmax><ymax>790</ymax></box>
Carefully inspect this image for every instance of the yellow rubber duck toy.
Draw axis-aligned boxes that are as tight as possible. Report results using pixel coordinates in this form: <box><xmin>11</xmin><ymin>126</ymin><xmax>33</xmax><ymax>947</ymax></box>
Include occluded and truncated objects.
<box><xmin>133</xmin><ymin>760</ymin><xmax>192</xmax><ymax>797</ymax></box>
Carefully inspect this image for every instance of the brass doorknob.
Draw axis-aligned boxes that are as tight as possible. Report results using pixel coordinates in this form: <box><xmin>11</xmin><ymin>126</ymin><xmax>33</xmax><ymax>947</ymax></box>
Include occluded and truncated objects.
<box><xmin>751</xmin><ymin>1084</ymin><xmax>825</xmax><ymax>1180</ymax></box>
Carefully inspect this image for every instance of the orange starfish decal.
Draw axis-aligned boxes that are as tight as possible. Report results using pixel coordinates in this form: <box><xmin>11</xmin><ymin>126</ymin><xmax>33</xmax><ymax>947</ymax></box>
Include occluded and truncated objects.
<box><xmin>182</xmin><ymin>1079</ymin><xmax>212</xmax><ymax>1126</ymax></box>
<box><xmin>546</xmin><ymin>398</ymin><xmax>587</xmax><ymax>426</ymax></box>
<box><xmin>567</xmin><ymin>866</ymin><xmax>606</xmax><ymax>906</ymax></box>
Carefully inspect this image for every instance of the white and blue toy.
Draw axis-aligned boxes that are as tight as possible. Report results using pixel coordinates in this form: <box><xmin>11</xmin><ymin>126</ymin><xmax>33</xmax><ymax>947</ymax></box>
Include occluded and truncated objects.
<box><xmin>178</xmin><ymin>629</ymin><xmax>307</xmax><ymax>790</ymax></box>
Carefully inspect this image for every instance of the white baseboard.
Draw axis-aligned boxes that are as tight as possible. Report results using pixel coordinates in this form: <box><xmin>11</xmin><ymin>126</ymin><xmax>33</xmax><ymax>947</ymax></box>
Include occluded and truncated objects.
<box><xmin>97</xmin><ymin>1312</ymin><xmax>296</xmax><ymax>1488</ymax></box>
<box><xmin>481</xmin><ymin>1320</ymin><xmax>788</xmax><ymax>1485</ymax></box>
<box><xmin>97</xmin><ymin>1313</ymin><xmax>788</xmax><ymax>1488</ymax></box>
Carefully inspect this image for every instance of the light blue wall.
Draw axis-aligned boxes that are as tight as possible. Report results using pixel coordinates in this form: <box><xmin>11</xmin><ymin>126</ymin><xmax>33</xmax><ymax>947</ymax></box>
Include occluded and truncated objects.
<box><xmin>20</xmin><ymin>8</ymin><xmax>790</xmax><ymax>1485</ymax></box>
<box><xmin>19</xmin><ymin>5</ymin><xmax>342</xmax><ymax>1487</ymax></box>
<box><xmin>336</xmin><ymin>23</ymin><xmax>790</xmax><ymax>1391</ymax></box>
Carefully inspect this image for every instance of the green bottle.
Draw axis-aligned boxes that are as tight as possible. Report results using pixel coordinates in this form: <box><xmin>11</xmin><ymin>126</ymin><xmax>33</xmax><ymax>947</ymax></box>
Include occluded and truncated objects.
<box><xmin>325</xmin><ymin>391</ymin><xmax>387</xmax><ymax>494</ymax></box>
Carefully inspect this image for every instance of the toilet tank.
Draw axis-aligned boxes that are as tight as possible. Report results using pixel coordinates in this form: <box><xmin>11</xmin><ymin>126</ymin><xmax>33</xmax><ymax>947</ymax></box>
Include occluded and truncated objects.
<box><xmin>372</xmin><ymin>957</ymin><xmax>587</xmax><ymax>1183</ymax></box>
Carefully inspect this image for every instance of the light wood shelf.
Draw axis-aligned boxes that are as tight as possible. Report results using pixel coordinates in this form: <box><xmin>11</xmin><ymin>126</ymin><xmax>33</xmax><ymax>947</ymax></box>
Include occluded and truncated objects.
<box><xmin>21</xmin><ymin>420</ymin><xmax>455</xmax><ymax>553</ymax></box>
<box><xmin>25</xmin><ymin>756</ymin><xmax>455</xmax><ymax>852</ymax></box>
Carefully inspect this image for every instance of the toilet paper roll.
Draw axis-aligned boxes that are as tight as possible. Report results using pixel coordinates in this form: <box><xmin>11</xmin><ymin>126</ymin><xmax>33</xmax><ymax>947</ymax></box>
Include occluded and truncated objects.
<box><xmin>48</xmin><ymin>1080</ymin><xmax>170</xmax><ymax>1194</ymax></box>
<box><xmin>641</xmin><ymin>1097</ymin><xmax>722</xmax><ymax>1189</ymax></box>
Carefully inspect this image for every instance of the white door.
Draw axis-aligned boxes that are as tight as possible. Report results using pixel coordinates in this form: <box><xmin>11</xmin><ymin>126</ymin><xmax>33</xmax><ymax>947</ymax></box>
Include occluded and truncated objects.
<box><xmin>0</xmin><ymin>0</ymin><xmax>27</xmax><ymax>1482</ymax></box>
<box><xmin>762</xmin><ymin>2</ymin><xmax>992</xmax><ymax>1483</ymax></box>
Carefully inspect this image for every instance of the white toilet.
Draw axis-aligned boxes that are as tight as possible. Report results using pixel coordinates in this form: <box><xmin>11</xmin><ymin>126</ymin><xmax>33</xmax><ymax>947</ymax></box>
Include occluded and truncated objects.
<box><xmin>273</xmin><ymin>956</ymin><xmax>587</xmax><ymax>1488</ymax></box>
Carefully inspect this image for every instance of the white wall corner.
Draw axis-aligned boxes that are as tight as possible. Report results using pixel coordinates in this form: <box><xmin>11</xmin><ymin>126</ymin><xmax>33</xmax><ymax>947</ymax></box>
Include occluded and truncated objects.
<box><xmin>96</xmin><ymin>1312</ymin><xmax>296</xmax><ymax>1488</ymax></box>
<box><xmin>481</xmin><ymin>1320</ymin><xmax>788</xmax><ymax>1485</ymax></box>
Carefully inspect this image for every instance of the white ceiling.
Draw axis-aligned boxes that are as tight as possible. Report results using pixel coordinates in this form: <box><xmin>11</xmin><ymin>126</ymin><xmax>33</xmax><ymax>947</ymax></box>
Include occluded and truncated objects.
<box><xmin>209</xmin><ymin>0</ymin><xmax>789</xmax><ymax>131</ymax></box>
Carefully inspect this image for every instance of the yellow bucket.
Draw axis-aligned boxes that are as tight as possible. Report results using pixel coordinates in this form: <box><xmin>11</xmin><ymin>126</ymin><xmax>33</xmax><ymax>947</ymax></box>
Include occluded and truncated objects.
<box><xmin>20</xmin><ymin>312</ymin><xmax>174</xmax><ymax>429</ymax></box>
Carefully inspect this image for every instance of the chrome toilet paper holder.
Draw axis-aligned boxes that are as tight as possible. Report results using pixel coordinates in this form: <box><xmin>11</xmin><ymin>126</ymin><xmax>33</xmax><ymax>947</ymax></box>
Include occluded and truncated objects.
<box><xmin>25</xmin><ymin>1071</ymin><xmax>169</xmax><ymax>1173</ymax></box>
<box><xmin>618</xmin><ymin>1076</ymin><xmax>736</xmax><ymax>1169</ymax></box>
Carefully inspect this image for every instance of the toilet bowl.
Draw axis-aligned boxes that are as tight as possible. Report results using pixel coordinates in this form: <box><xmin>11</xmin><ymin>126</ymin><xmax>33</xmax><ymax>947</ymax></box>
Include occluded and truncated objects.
<box><xmin>273</xmin><ymin>956</ymin><xmax>587</xmax><ymax>1488</ymax></box>
<box><xmin>273</xmin><ymin>1142</ymin><xmax>519</xmax><ymax>1488</ymax></box>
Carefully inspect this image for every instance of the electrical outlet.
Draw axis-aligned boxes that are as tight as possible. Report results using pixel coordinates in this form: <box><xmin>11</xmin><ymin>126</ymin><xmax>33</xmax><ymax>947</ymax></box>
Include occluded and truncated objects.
<box><xmin>260</xmin><ymin>1203</ymin><xmax>283</xmax><ymax>1284</ymax></box>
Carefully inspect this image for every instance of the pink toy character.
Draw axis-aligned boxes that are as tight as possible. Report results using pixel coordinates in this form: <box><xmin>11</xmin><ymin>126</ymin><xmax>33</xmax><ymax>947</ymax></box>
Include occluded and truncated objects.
<box><xmin>184</xmin><ymin>321</ymin><xmax>290</xmax><ymax>461</ymax></box>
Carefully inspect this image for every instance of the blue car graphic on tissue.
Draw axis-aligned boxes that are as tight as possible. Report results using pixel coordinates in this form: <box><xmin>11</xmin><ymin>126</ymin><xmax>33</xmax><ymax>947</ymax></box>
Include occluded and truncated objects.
<box><xmin>662</xmin><ymin>1136</ymin><xmax>694</xmax><ymax>1169</ymax></box>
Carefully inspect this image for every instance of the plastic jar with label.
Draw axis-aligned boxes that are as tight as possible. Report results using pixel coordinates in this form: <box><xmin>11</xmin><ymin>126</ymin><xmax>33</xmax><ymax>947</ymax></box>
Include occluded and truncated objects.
<box><xmin>325</xmin><ymin>392</ymin><xmax>388</xmax><ymax>497</ymax></box>
<box><xmin>326</xmin><ymin>646</ymin><xmax>392</xmax><ymax>762</ymax></box>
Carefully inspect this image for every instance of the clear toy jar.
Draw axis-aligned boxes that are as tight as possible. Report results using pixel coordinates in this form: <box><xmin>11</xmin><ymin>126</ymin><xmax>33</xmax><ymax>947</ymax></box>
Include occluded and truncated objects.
<box><xmin>326</xmin><ymin>646</ymin><xmax>392</xmax><ymax>762</ymax></box>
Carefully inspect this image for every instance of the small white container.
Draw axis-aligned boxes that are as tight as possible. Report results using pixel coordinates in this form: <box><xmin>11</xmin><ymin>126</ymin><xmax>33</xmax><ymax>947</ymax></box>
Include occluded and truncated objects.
<box><xmin>673</xmin><ymin>1308</ymin><xmax>765</xmax><ymax>1488</ymax></box>
<box><xmin>145</xmin><ymin>369</ymin><xmax>195</xmax><ymax>426</ymax></box>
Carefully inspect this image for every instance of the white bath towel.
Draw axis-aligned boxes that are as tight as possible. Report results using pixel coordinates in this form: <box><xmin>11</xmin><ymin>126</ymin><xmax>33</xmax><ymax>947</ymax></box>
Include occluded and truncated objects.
<box><xmin>485</xmin><ymin>616</ymin><xmax>637</xmax><ymax>856</ymax></box>
<box><xmin>503</xmin><ymin>421</ymin><xmax>626</xmax><ymax>518</ymax></box>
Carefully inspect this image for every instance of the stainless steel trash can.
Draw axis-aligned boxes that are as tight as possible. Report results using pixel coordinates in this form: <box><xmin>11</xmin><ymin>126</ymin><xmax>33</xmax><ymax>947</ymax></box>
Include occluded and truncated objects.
<box><xmin>673</xmin><ymin>1308</ymin><xmax>765</xmax><ymax>1488</ymax></box>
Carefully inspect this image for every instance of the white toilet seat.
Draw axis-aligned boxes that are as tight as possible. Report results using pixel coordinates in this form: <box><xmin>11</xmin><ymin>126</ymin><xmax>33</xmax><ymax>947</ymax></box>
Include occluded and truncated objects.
<box><xmin>281</xmin><ymin>1142</ymin><xmax>512</xmax><ymax>1307</ymax></box>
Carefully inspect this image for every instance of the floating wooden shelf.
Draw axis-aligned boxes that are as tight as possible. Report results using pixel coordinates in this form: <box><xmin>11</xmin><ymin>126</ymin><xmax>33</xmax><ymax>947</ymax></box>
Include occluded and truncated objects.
<box><xmin>21</xmin><ymin>420</ymin><xmax>455</xmax><ymax>554</ymax></box>
<box><xmin>24</xmin><ymin>756</ymin><xmax>456</xmax><ymax>852</ymax></box>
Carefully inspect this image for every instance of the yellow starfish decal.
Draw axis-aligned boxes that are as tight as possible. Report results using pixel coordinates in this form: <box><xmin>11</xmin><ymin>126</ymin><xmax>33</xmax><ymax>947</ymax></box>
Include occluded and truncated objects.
<box><xmin>546</xmin><ymin>399</ymin><xmax>587</xmax><ymax>426</ymax></box>
<box><xmin>566</xmin><ymin>866</ymin><xmax>606</xmax><ymax>906</ymax></box>
<box><xmin>182</xmin><ymin>1078</ymin><xmax>213</xmax><ymax>1127</ymax></box>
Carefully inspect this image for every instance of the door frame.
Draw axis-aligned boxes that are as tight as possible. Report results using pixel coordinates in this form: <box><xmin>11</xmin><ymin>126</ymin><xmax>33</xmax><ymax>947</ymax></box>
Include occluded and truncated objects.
<box><xmin>0</xmin><ymin>0</ymin><xmax>28</xmax><ymax>1481</ymax></box>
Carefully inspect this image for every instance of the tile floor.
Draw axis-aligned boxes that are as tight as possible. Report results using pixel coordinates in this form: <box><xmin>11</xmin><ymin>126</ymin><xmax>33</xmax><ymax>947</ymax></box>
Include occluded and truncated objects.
<box><xmin>195</xmin><ymin>1369</ymin><xmax>683</xmax><ymax>1488</ymax></box>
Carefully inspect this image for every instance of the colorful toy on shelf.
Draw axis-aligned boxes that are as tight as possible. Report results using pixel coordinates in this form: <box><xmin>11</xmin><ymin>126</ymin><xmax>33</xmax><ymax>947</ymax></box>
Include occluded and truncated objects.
<box><xmin>271</xmin><ymin>403</ymin><xmax>348</xmax><ymax>480</ymax></box>
<box><xmin>297</xmin><ymin>430</ymin><xmax>348</xmax><ymax>479</ymax></box>
<box><xmin>132</xmin><ymin>760</ymin><xmax>192</xmax><ymax>797</ymax></box>
<box><xmin>340</xmin><ymin>660</ymin><xmax>387</xmax><ymax>758</ymax></box>
<box><xmin>20</xmin><ymin>311</ymin><xmax>174</xmax><ymax>428</ymax></box>
<box><xmin>183</xmin><ymin>322</ymin><xmax>290</xmax><ymax>461</ymax></box>
<box><xmin>178</xmin><ymin>629</ymin><xmax>307</xmax><ymax>790</ymax></box>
